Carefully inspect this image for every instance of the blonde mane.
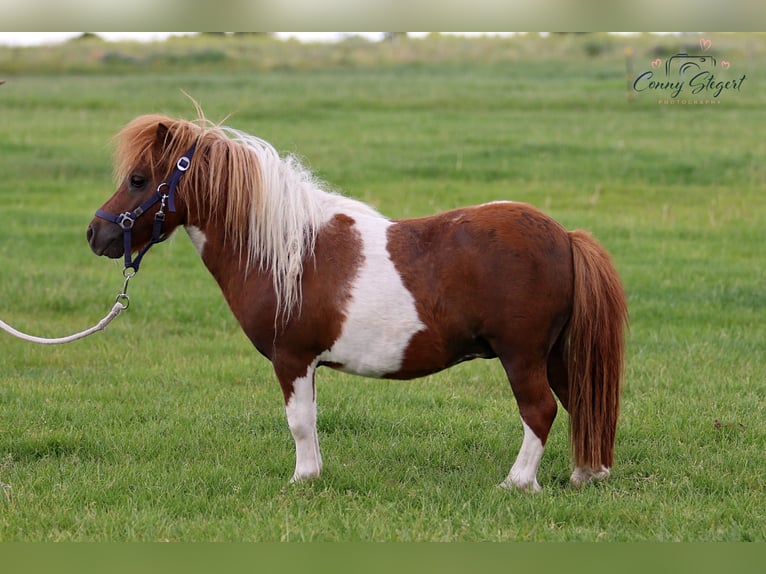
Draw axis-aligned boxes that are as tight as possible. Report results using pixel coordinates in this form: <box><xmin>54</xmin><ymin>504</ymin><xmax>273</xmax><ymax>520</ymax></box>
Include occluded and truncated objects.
<box><xmin>114</xmin><ymin>111</ymin><xmax>382</xmax><ymax>320</ymax></box>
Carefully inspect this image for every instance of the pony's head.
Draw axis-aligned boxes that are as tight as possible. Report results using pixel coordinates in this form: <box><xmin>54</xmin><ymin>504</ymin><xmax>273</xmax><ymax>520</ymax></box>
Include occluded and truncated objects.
<box><xmin>87</xmin><ymin>115</ymin><xmax>205</xmax><ymax>260</ymax></box>
<box><xmin>87</xmin><ymin>110</ymin><xmax>339</xmax><ymax>319</ymax></box>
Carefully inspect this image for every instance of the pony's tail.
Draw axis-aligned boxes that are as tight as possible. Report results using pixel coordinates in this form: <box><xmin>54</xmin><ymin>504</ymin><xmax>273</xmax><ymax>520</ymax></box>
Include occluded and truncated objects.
<box><xmin>565</xmin><ymin>230</ymin><xmax>628</xmax><ymax>472</ymax></box>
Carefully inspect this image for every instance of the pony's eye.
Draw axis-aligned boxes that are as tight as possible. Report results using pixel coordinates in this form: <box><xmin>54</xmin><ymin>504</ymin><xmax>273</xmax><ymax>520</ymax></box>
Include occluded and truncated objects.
<box><xmin>129</xmin><ymin>174</ymin><xmax>146</xmax><ymax>189</ymax></box>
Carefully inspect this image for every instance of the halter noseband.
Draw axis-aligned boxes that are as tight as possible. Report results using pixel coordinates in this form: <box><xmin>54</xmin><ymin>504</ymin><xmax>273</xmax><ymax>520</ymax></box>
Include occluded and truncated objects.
<box><xmin>95</xmin><ymin>141</ymin><xmax>197</xmax><ymax>274</ymax></box>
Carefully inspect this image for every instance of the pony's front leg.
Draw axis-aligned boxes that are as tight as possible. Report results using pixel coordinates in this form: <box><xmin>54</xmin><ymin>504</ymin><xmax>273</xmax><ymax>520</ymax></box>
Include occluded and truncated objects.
<box><xmin>281</xmin><ymin>361</ymin><xmax>323</xmax><ymax>482</ymax></box>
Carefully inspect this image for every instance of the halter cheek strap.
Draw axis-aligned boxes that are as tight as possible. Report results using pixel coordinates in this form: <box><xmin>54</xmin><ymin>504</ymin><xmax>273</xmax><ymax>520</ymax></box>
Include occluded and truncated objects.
<box><xmin>95</xmin><ymin>141</ymin><xmax>197</xmax><ymax>274</ymax></box>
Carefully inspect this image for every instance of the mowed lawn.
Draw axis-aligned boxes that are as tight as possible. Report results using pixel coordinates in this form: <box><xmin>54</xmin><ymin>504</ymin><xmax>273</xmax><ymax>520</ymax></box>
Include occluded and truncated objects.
<box><xmin>0</xmin><ymin>34</ymin><xmax>764</xmax><ymax>541</ymax></box>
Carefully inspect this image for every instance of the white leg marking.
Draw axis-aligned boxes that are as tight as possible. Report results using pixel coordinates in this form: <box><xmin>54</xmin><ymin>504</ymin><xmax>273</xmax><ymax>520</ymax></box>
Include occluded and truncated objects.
<box><xmin>318</xmin><ymin>216</ymin><xmax>425</xmax><ymax>377</ymax></box>
<box><xmin>500</xmin><ymin>420</ymin><xmax>544</xmax><ymax>492</ymax></box>
<box><xmin>570</xmin><ymin>465</ymin><xmax>610</xmax><ymax>487</ymax></box>
<box><xmin>285</xmin><ymin>364</ymin><xmax>322</xmax><ymax>482</ymax></box>
<box><xmin>185</xmin><ymin>225</ymin><xmax>207</xmax><ymax>256</ymax></box>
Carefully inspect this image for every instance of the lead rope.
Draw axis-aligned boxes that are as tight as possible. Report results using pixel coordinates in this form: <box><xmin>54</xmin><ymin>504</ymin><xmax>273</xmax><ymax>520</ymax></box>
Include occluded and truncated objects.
<box><xmin>0</xmin><ymin>271</ymin><xmax>133</xmax><ymax>345</ymax></box>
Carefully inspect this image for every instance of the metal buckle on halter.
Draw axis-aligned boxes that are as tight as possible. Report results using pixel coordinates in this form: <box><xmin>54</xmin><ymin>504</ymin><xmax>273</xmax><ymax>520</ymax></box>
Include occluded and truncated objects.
<box><xmin>176</xmin><ymin>156</ymin><xmax>191</xmax><ymax>172</ymax></box>
<box><xmin>116</xmin><ymin>212</ymin><xmax>136</xmax><ymax>230</ymax></box>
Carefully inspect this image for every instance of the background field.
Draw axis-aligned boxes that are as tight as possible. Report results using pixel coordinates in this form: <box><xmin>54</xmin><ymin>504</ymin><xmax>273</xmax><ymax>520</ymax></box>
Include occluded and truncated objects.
<box><xmin>0</xmin><ymin>33</ymin><xmax>764</xmax><ymax>541</ymax></box>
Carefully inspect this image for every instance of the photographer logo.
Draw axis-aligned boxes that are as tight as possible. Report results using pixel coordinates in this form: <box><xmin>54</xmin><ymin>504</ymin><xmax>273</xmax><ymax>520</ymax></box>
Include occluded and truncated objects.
<box><xmin>632</xmin><ymin>38</ymin><xmax>746</xmax><ymax>104</ymax></box>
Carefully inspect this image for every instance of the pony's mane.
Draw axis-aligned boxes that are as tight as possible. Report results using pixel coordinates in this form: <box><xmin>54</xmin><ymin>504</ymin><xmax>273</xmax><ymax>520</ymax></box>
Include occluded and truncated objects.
<box><xmin>114</xmin><ymin>111</ymin><xmax>382</xmax><ymax>320</ymax></box>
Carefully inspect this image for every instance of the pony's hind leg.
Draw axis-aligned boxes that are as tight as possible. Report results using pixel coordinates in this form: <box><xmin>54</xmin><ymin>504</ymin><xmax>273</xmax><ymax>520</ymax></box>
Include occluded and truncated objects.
<box><xmin>279</xmin><ymin>361</ymin><xmax>323</xmax><ymax>482</ymax></box>
<box><xmin>570</xmin><ymin>465</ymin><xmax>610</xmax><ymax>487</ymax></box>
<box><xmin>498</xmin><ymin>357</ymin><xmax>558</xmax><ymax>492</ymax></box>
<box><xmin>546</xmin><ymin>332</ymin><xmax>569</xmax><ymax>412</ymax></box>
<box><xmin>546</xmin><ymin>334</ymin><xmax>610</xmax><ymax>487</ymax></box>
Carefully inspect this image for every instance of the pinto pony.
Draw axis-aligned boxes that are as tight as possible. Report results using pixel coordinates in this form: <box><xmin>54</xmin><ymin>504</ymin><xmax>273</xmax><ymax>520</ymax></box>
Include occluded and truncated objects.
<box><xmin>87</xmin><ymin>113</ymin><xmax>628</xmax><ymax>491</ymax></box>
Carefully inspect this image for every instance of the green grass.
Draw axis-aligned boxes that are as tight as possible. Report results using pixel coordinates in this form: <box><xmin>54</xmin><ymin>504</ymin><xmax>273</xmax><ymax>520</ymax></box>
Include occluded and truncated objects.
<box><xmin>1</xmin><ymin>33</ymin><xmax>765</xmax><ymax>541</ymax></box>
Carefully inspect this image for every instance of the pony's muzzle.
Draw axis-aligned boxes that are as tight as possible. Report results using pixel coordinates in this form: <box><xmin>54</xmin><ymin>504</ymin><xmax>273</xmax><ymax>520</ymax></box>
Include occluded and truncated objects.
<box><xmin>87</xmin><ymin>219</ymin><xmax>124</xmax><ymax>258</ymax></box>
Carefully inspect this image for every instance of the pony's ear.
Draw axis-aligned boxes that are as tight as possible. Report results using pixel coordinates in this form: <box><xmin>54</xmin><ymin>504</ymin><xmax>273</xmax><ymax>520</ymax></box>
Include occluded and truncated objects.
<box><xmin>156</xmin><ymin>122</ymin><xmax>170</xmax><ymax>143</ymax></box>
<box><xmin>154</xmin><ymin>123</ymin><xmax>173</xmax><ymax>157</ymax></box>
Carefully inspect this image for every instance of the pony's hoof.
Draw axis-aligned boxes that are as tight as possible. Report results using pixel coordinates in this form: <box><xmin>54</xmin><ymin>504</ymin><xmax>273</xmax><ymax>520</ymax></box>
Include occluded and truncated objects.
<box><xmin>570</xmin><ymin>466</ymin><xmax>610</xmax><ymax>488</ymax></box>
<box><xmin>290</xmin><ymin>468</ymin><xmax>322</xmax><ymax>483</ymax></box>
<box><xmin>498</xmin><ymin>478</ymin><xmax>542</xmax><ymax>493</ymax></box>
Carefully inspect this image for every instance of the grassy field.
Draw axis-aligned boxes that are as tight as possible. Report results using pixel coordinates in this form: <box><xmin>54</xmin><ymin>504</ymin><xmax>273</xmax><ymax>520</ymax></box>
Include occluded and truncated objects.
<box><xmin>0</xmin><ymin>33</ymin><xmax>764</xmax><ymax>541</ymax></box>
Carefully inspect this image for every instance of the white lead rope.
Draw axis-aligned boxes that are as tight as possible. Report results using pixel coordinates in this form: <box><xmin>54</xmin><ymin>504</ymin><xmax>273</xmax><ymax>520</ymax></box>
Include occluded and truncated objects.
<box><xmin>0</xmin><ymin>300</ymin><xmax>127</xmax><ymax>345</ymax></box>
<box><xmin>1</xmin><ymin>272</ymin><xmax>132</xmax><ymax>346</ymax></box>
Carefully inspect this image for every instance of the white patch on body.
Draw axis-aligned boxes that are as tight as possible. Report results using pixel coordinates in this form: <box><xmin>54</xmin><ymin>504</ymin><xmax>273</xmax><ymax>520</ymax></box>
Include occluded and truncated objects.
<box><xmin>285</xmin><ymin>362</ymin><xmax>322</xmax><ymax>482</ymax></box>
<box><xmin>185</xmin><ymin>225</ymin><xmax>207</xmax><ymax>256</ymax></box>
<box><xmin>317</xmin><ymin>215</ymin><xmax>425</xmax><ymax>378</ymax></box>
<box><xmin>500</xmin><ymin>420</ymin><xmax>544</xmax><ymax>492</ymax></box>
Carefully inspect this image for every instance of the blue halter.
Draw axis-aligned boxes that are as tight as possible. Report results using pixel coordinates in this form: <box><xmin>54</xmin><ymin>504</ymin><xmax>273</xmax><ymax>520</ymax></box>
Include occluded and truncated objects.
<box><xmin>95</xmin><ymin>141</ymin><xmax>197</xmax><ymax>274</ymax></box>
